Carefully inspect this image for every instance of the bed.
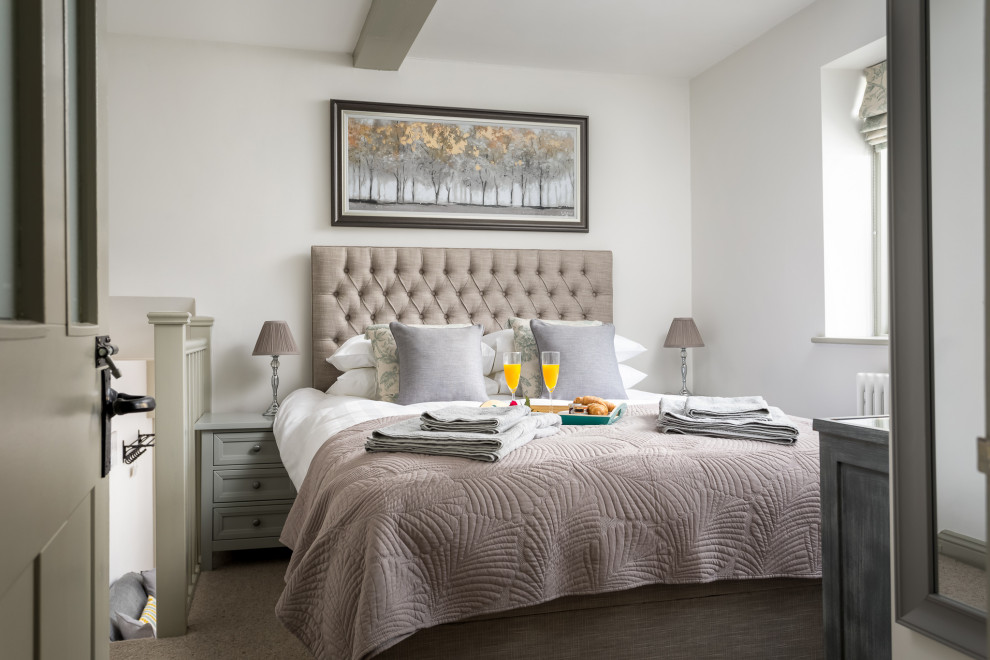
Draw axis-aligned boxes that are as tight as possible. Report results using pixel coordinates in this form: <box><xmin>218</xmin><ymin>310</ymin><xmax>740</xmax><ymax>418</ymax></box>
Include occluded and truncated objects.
<box><xmin>274</xmin><ymin>246</ymin><xmax>823</xmax><ymax>659</ymax></box>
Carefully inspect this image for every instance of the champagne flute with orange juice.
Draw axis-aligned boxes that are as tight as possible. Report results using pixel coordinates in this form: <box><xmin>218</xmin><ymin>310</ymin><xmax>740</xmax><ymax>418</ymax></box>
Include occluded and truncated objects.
<box><xmin>503</xmin><ymin>352</ymin><xmax>521</xmax><ymax>405</ymax></box>
<box><xmin>541</xmin><ymin>351</ymin><xmax>560</xmax><ymax>411</ymax></box>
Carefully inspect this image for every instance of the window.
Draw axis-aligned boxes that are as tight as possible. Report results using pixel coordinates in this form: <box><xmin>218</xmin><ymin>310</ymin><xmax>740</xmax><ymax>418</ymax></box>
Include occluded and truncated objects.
<box><xmin>861</xmin><ymin>60</ymin><xmax>889</xmax><ymax>338</ymax></box>
<box><xmin>0</xmin><ymin>0</ymin><xmax>98</xmax><ymax>334</ymax></box>
<box><xmin>820</xmin><ymin>50</ymin><xmax>888</xmax><ymax>341</ymax></box>
<box><xmin>66</xmin><ymin>0</ymin><xmax>99</xmax><ymax>330</ymax></box>
<box><xmin>873</xmin><ymin>144</ymin><xmax>888</xmax><ymax>336</ymax></box>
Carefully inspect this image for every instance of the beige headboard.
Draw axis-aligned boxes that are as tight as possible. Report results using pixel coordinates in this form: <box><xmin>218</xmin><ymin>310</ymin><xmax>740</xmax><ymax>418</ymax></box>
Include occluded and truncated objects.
<box><xmin>312</xmin><ymin>246</ymin><xmax>614</xmax><ymax>391</ymax></box>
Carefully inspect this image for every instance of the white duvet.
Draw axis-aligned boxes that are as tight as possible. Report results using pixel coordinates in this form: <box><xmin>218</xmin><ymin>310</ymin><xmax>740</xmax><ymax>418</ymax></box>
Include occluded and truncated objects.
<box><xmin>274</xmin><ymin>388</ymin><xmax>663</xmax><ymax>488</ymax></box>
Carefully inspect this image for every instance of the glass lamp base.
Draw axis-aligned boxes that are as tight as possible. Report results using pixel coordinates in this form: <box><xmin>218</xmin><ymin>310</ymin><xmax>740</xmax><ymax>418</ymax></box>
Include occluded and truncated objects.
<box><xmin>678</xmin><ymin>348</ymin><xmax>693</xmax><ymax>397</ymax></box>
<box><xmin>264</xmin><ymin>357</ymin><xmax>281</xmax><ymax>417</ymax></box>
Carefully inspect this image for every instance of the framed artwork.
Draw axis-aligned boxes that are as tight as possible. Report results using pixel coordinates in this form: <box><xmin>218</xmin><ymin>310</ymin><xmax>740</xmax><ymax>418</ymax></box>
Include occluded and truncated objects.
<box><xmin>330</xmin><ymin>100</ymin><xmax>588</xmax><ymax>232</ymax></box>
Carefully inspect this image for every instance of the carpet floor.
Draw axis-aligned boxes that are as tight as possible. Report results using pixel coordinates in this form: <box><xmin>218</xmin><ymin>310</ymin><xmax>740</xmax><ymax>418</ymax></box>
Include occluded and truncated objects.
<box><xmin>938</xmin><ymin>553</ymin><xmax>987</xmax><ymax>612</ymax></box>
<box><xmin>109</xmin><ymin>548</ymin><xmax>312</xmax><ymax>659</ymax></box>
<box><xmin>107</xmin><ymin>547</ymin><xmax>990</xmax><ymax>658</ymax></box>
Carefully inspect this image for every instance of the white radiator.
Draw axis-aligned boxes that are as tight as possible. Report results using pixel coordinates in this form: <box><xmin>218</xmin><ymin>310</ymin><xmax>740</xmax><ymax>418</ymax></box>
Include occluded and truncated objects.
<box><xmin>856</xmin><ymin>372</ymin><xmax>890</xmax><ymax>415</ymax></box>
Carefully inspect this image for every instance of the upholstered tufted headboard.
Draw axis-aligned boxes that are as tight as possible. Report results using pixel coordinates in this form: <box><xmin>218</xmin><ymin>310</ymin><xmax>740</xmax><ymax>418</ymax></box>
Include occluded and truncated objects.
<box><xmin>312</xmin><ymin>246</ymin><xmax>614</xmax><ymax>391</ymax></box>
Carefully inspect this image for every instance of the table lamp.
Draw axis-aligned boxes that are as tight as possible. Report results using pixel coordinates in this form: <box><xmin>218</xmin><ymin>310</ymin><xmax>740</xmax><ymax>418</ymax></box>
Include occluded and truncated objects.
<box><xmin>663</xmin><ymin>317</ymin><xmax>704</xmax><ymax>396</ymax></box>
<box><xmin>253</xmin><ymin>320</ymin><xmax>299</xmax><ymax>416</ymax></box>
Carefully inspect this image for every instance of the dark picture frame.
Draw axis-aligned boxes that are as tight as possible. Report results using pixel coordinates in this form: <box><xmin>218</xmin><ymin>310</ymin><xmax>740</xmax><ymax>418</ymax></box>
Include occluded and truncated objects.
<box><xmin>330</xmin><ymin>100</ymin><xmax>589</xmax><ymax>232</ymax></box>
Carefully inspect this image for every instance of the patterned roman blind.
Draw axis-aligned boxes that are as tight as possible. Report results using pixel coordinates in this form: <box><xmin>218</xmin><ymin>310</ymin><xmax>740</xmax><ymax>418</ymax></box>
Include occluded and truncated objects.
<box><xmin>860</xmin><ymin>61</ymin><xmax>887</xmax><ymax>147</ymax></box>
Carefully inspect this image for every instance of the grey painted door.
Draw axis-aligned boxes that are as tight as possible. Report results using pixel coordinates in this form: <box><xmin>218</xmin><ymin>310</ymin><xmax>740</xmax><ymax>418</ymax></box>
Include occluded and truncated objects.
<box><xmin>0</xmin><ymin>0</ymin><xmax>109</xmax><ymax>658</ymax></box>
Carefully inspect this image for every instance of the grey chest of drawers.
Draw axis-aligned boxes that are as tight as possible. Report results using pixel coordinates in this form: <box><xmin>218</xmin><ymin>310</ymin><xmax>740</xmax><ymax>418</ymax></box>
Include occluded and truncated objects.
<box><xmin>195</xmin><ymin>412</ymin><xmax>297</xmax><ymax>570</ymax></box>
<box><xmin>813</xmin><ymin>415</ymin><xmax>891</xmax><ymax>660</ymax></box>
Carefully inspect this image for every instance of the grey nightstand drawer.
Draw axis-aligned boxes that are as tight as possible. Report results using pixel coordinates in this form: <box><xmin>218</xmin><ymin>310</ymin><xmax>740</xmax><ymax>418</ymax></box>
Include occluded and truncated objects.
<box><xmin>213</xmin><ymin>431</ymin><xmax>280</xmax><ymax>466</ymax></box>
<box><xmin>213</xmin><ymin>504</ymin><xmax>292</xmax><ymax>541</ymax></box>
<box><xmin>213</xmin><ymin>468</ymin><xmax>296</xmax><ymax>503</ymax></box>
<box><xmin>198</xmin><ymin>416</ymin><xmax>291</xmax><ymax>571</ymax></box>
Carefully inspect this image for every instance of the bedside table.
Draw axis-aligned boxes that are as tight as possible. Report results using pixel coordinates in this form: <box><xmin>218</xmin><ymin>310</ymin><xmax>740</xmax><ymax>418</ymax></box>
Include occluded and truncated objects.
<box><xmin>813</xmin><ymin>415</ymin><xmax>890</xmax><ymax>660</ymax></box>
<box><xmin>195</xmin><ymin>412</ymin><xmax>297</xmax><ymax>571</ymax></box>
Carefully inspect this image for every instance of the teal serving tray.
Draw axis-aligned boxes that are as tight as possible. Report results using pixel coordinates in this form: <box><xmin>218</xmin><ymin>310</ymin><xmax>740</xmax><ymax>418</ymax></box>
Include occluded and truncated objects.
<box><xmin>558</xmin><ymin>402</ymin><xmax>627</xmax><ymax>426</ymax></box>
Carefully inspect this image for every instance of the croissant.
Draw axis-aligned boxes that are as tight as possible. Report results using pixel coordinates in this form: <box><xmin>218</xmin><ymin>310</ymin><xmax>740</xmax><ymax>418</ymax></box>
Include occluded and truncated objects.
<box><xmin>587</xmin><ymin>402</ymin><xmax>609</xmax><ymax>416</ymax></box>
<box><xmin>573</xmin><ymin>395</ymin><xmax>617</xmax><ymax>413</ymax></box>
<box><xmin>571</xmin><ymin>395</ymin><xmax>615</xmax><ymax>415</ymax></box>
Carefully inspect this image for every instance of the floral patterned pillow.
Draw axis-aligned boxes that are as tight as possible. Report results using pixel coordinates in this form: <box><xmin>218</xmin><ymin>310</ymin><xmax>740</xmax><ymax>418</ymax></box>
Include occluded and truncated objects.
<box><xmin>507</xmin><ymin>317</ymin><xmax>601</xmax><ymax>399</ymax></box>
<box><xmin>365</xmin><ymin>323</ymin><xmax>472</xmax><ymax>402</ymax></box>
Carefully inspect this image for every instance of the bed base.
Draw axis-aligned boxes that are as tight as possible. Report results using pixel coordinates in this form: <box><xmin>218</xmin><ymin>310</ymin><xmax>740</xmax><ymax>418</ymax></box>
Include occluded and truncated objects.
<box><xmin>377</xmin><ymin>578</ymin><xmax>823</xmax><ymax>659</ymax></box>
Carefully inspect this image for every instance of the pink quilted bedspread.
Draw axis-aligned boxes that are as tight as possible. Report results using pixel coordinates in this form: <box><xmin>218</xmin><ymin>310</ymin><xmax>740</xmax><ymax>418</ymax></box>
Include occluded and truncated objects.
<box><xmin>276</xmin><ymin>406</ymin><xmax>821</xmax><ymax>659</ymax></box>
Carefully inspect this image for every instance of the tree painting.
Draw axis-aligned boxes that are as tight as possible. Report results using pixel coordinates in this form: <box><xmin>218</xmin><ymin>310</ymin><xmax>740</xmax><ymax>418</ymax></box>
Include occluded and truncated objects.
<box><xmin>339</xmin><ymin>107</ymin><xmax>583</xmax><ymax>227</ymax></box>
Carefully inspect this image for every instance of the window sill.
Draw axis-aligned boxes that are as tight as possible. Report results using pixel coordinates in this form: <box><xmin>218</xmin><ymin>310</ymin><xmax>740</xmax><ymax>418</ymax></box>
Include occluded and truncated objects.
<box><xmin>811</xmin><ymin>336</ymin><xmax>889</xmax><ymax>346</ymax></box>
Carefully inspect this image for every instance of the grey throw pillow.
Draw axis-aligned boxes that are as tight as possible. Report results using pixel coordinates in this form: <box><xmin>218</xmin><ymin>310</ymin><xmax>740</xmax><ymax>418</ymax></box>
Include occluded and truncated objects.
<box><xmin>108</xmin><ymin>572</ymin><xmax>147</xmax><ymax>641</ymax></box>
<box><xmin>115</xmin><ymin>611</ymin><xmax>155</xmax><ymax>640</ymax></box>
<box><xmin>529</xmin><ymin>320</ymin><xmax>627</xmax><ymax>401</ymax></box>
<box><xmin>507</xmin><ymin>317</ymin><xmax>601</xmax><ymax>399</ymax></box>
<box><xmin>140</xmin><ymin>569</ymin><xmax>156</xmax><ymax>597</ymax></box>
<box><xmin>390</xmin><ymin>322</ymin><xmax>489</xmax><ymax>405</ymax></box>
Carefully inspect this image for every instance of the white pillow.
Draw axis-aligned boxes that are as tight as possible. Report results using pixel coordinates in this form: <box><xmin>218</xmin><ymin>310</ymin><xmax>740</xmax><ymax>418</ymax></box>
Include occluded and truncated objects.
<box><xmin>487</xmin><ymin>374</ymin><xmax>516</xmax><ymax>395</ymax></box>
<box><xmin>484</xmin><ymin>328</ymin><xmax>646</xmax><ymax>373</ymax></box>
<box><xmin>332</xmin><ymin>331</ymin><xmax>494</xmax><ymax>374</ymax></box>
<box><xmin>488</xmin><ymin>366</ymin><xmax>646</xmax><ymax>395</ymax></box>
<box><xmin>327</xmin><ymin>367</ymin><xmax>377</xmax><ymax>398</ymax></box>
<box><xmin>479</xmin><ymin>341</ymin><xmax>496</xmax><ymax>375</ymax></box>
<box><xmin>483</xmin><ymin>376</ymin><xmax>500</xmax><ymax>396</ymax></box>
<box><xmin>484</xmin><ymin>364</ymin><xmax>648</xmax><ymax>396</ymax></box>
<box><xmin>326</xmin><ymin>335</ymin><xmax>375</xmax><ymax>371</ymax></box>
<box><xmin>618</xmin><ymin>364</ymin><xmax>648</xmax><ymax>389</ymax></box>
<box><xmin>482</xmin><ymin>329</ymin><xmax>515</xmax><ymax>375</ymax></box>
<box><xmin>614</xmin><ymin>335</ymin><xmax>648</xmax><ymax>363</ymax></box>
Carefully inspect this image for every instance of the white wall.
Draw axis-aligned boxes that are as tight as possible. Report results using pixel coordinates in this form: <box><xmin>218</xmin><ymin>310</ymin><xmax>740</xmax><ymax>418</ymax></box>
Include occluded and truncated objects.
<box><xmin>106</xmin><ymin>35</ymin><xmax>693</xmax><ymax>412</ymax></box>
<box><xmin>689</xmin><ymin>0</ymin><xmax>888</xmax><ymax>420</ymax></box>
<box><xmin>931</xmin><ymin>0</ymin><xmax>986</xmax><ymax>544</ymax></box>
<box><xmin>108</xmin><ymin>360</ymin><xmax>155</xmax><ymax>583</ymax></box>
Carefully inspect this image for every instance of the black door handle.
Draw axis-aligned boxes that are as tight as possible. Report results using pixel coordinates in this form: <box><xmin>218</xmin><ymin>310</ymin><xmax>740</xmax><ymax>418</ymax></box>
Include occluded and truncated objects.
<box><xmin>109</xmin><ymin>390</ymin><xmax>156</xmax><ymax>417</ymax></box>
<box><xmin>98</xmin><ymin>334</ymin><xmax>157</xmax><ymax>477</ymax></box>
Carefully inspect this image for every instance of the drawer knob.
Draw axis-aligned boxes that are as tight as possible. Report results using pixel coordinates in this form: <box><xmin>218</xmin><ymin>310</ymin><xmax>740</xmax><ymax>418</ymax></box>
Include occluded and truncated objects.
<box><xmin>251</xmin><ymin>518</ymin><xmax>261</xmax><ymax>527</ymax></box>
<box><xmin>251</xmin><ymin>481</ymin><xmax>261</xmax><ymax>489</ymax></box>
<box><xmin>250</xmin><ymin>444</ymin><xmax>261</xmax><ymax>453</ymax></box>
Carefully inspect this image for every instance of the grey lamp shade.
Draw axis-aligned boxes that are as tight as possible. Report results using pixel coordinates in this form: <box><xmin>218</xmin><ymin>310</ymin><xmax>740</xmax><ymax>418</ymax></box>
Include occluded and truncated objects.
<box><xmin>663</xmin><ymin>317</ymin><xmax>704</xmax><ymax>349</ymax></box>
<box><xmin>252</xmin><ymin>321</ymin><xmax>300</xmax><ymax>356</ymax></box>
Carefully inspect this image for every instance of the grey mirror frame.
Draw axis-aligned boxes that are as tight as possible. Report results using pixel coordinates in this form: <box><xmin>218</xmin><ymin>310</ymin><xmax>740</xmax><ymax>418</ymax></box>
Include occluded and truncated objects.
<box><xmin>890</xmin><ymin>0</ymin><xmax>986</xmax><ymax>656</ymax></box>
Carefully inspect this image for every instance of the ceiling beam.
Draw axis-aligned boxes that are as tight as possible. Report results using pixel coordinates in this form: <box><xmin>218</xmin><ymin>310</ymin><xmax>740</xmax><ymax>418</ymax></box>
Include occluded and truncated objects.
<box><xmin>352</xmin><ymin>0</ymin><xmax>437</xmax><ymax>71</ymax></box>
